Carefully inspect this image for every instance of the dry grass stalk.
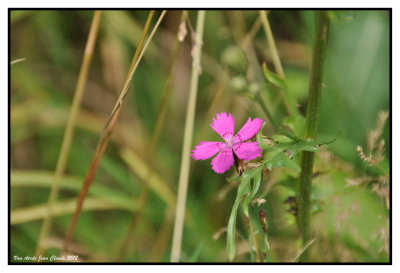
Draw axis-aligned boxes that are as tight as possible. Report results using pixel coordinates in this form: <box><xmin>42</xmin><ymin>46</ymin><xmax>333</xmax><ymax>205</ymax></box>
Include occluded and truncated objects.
<box><xmin>170</xmin><ymin>10</ymin><xmax>206</xmax><ymax>262</ymax></box>
<box><xmin>259</xmin><ymin>10</ymin><xmax>291</xmax><ymax>115</ymax></box>
<box><xmin>62</xmin><ymin>10</ymin><xmax>167</xmax><ymax>254</ymax></box>
<box><xmin>350</xmin><ymin>111</ymin><xmax>389</xmax><ymax>210</ymax></box>
<box><xmin>367</xmin><ymin>111</ymin><xmax>389</xmax><ymax>152</ymax></box>
<box><xmin>345</xmin><ymin>176</ymin><xmax>373</xmax><ymax>187</ymax></box>
<box><xmin>116</xmin><ymin>11</ymin><xmax>186</xmax><ymax>261</ymax></box>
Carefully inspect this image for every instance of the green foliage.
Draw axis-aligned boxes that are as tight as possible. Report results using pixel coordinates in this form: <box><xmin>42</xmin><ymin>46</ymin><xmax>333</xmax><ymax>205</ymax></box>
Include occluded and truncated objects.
<box><xmin>10</xmin><ymin>10</ymin><xmax>389</xmax><ymax>263</ymax></box>
<box><xmin>262</xmin><ymin>62</ymin><xmax>287</xmax><ymax>90</ymax></box>
<box><xmin>227</xmin><ymin>168</ymin><xmax>256</xmax><ymax>261</ymax></box>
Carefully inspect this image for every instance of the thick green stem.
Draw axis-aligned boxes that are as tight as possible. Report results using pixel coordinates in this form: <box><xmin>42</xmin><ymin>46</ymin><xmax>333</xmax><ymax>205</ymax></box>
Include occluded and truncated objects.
<box><xmin>297</xmin><ymin>11</ymin><xmax>329</xmax><ymax>262</ymax></box>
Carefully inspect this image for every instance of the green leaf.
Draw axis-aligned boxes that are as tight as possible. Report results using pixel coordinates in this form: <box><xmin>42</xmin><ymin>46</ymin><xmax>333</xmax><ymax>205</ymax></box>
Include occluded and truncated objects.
<box><xmin>227</xmin><ymin>166</ymin><xmax>265</xmax><ymax>261</ymax></box>
<box><xmin>285</xmin><ymin>141</ymin><xmax>319</xmax><ymax>158</ymax></box>
<box><xmin>227</xmin><ymin>169</ymin><xmax>253</xmax><ymax>261</ymax></box>
<box><xmin>262</xmin><ymin>62</ymin><xmax>287</xmax><ymax>90</ymax></box>
<box><xmin>265</xmin><ymin>152</ymin><xmax>301</xmax><ymax>172</ymax></box>
<box><xmin>242</xmin><ymin>168</ymin><xmax>262</xmax><ymax>217</ymax></box>
<box><xmin>271</xmin><ymin>134</ymin><xmax>292</xmax><ymax>144</ymax></box>
<box><xmin>266</xmin><ymin>137</ymin><xmax>320</xmax><ymax>159</ymax></box>
<box><xmin>257</xmin><ymin>121</ymin><xmax>268</xmax><ymax>150</ymax></box>
<box><xmin>227</xmin><ymin>196</ymin><xmax>242</xmax><ymax>261</ymax></box>
<box><xmin>188</xmin><ymin>242</ymin><xmax>204</xmax><ymax>262</ymax></box>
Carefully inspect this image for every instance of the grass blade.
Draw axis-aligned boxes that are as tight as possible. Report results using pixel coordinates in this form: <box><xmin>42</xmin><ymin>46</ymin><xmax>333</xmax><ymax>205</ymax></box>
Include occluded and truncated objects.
<box><xmin>11</xmin><ymin>170</ymin><xmax>133</xmax><ymax>208</ymax></box>
<box><xmin>11</xmin><ymin>197</ymin><xmax>136</xmax><ymax>225</ymax></box>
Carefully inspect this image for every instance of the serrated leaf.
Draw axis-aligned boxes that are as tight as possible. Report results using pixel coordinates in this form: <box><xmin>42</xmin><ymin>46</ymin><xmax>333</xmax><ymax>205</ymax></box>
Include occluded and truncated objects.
<box><xmin>262</xmin><ymin>63</ymin><xmax>287</xmax><ymax>90</ymax></box>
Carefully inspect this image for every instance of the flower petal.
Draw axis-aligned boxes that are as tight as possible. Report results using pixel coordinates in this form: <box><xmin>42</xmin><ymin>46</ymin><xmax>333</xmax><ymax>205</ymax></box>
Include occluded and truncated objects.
<box><xmin>210</xmin><ymin>112</ymin><xmax>235</xmax><ymax>141</ymax></box>
<box><xmin>211</xmin><ymin>148</ymin><xmax>234</xmax><ymax>174</ymax></box>
<box><xmin>234</xmin><ymin>117</ymin><xmax>263</xmax><ymax>143</ymax></box>
<box><xmin>233</xmin><ymin>142</ymin><xmax>262</xmax><ymax>161</ymax></box>
<box><xmin>191</xmin><ymin>142</ymin><xmax>226</xmax><ymax>160</ymax></box>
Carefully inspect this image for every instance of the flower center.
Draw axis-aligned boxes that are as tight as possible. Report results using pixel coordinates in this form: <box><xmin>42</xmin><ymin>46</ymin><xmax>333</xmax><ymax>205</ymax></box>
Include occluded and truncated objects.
<box><xmin>226</xmin><ymin>136</ymin><xmax>234</xmax><ymax>148</ymax></box>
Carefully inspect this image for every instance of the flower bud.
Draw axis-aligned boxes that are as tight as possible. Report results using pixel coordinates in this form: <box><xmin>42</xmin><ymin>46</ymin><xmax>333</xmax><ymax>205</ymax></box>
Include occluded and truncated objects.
<box><xmin>221</xmin><ymin>46</ymin><xmax>248</xmax><ymax>74</ymax></box>
<box><xmin>228</xmin><ymin>75</ymin><xmax>248</xmax><ymax>94</ymax></box>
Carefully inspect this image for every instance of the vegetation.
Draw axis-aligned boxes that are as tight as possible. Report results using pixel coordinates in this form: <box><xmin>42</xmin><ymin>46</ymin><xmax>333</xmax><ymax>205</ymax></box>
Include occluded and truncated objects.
<box><xmin>10</xmin><ymin>9</ymin><xmax>390</xmax><ymax>263</ymax></box>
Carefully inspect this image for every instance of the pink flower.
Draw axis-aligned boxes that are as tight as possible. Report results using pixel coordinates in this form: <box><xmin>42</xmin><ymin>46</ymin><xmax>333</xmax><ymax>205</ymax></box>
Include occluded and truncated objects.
<box><xmin>191</xmin><ymin>112</ymin><xmax>263</xmax><ymax>174</ymax></box>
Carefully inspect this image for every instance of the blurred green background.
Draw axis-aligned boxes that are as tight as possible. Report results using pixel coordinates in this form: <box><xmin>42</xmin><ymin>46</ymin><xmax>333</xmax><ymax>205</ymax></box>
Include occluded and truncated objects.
<box><xmin>10</xmin><ymin>10</ymin><xmax>390</xmax><ymax>262</ymax></box>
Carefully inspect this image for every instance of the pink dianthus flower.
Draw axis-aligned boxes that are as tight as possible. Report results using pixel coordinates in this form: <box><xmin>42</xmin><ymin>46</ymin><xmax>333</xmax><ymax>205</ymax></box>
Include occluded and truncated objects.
<box><xmin>191</xmin><ymin>112</ymin><xmax>263</xmax><ymax>174</ymax></box>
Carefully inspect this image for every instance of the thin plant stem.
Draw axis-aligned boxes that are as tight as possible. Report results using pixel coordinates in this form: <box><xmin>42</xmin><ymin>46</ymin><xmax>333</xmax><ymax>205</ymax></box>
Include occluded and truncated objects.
<box><xmin>170</xmin><ymin>10</ymin><xmax>206</xmax><ymax>263</ymax></box>
<box><xmin>259</xmin><ymin>10</ymin><xmax>284</xmax><ymax>78</ymax></box>
<box><xmin>256</xmin><ymin>94</ymin><xmax>301</xmax><ymax>141</ymax></box>
<box><xmin>35</xmin><ymin>10</ymin><xmax>102</xmax><ymax>257</ymax></box>
<box><xmin>259</xmin><ymin>10</ymin><xmax>291</xmax><ymax>115</ymax></box>
<box><xmin>290</xmin><ymin>238</ymin><xmax>317</xmax><ymax>262</ymax></box>
<box><xmin>241</xmin><ymin>17</ymin><xmax>261</xmax><ymax>49</ymax></box>
<box><xmin>116</xmin><ymin>11</ymin><xmax>186</xmax><ymax>261</ymax></box>
<box><xmin>246</xmin><ymin>217</ymin><xmax>261</xmax><ymax>262</ymax></box>
<box><xmin>62</xmin><ymin>10</ymin><xmax>166</xmax><ymax>254</ymax></box>
<box><xmin>297</xmin><ymin>10</ymin><xmax>329</xmax><ymax>262</ymax></box>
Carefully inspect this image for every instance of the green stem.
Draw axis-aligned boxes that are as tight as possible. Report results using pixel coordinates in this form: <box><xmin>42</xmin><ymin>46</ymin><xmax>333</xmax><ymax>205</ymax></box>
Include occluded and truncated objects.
<box><xmin>170</xmin><ymin>10</ymin><xmax>206</xmax><ymax>262</ymax></box>
<box><xmin>297</xmin><ymin>11</ymin><xmax>329</xmax><ymax>262</ymax></box>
